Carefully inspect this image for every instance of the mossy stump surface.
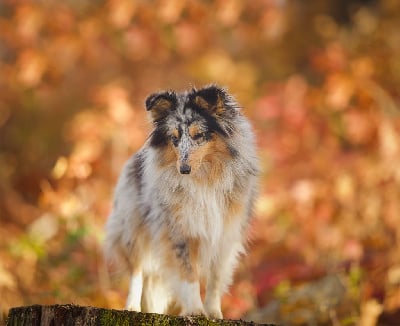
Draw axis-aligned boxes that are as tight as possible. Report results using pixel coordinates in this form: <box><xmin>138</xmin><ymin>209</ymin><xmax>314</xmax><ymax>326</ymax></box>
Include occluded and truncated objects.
<box><xmin>7</xmin><ymin>304</ymin><xmax>276</xmax><ymax>326</ymax></box>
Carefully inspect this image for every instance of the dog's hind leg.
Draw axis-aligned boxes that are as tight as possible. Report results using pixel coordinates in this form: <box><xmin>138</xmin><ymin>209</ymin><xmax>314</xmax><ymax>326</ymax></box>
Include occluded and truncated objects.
<box><xmin>126</xmin><ymin>269</ymin><xmax>143</xmax><ymax>311</ymax></box>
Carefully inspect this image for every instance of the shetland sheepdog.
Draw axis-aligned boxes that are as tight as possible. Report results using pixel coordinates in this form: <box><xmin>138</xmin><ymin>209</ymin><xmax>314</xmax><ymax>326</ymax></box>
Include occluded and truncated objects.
<box><xmin>104</xmin><ymin>85</ymin><xmax>259</xmax><ymax>319</ymax></box>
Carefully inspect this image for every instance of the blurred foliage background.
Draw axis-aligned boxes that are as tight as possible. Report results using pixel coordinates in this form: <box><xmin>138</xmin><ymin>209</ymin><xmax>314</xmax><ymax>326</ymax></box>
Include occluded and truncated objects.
<box><xmin>1</xmin><ymin>0</ymin><xmax>400</xmax><ymax>325</ymax></box>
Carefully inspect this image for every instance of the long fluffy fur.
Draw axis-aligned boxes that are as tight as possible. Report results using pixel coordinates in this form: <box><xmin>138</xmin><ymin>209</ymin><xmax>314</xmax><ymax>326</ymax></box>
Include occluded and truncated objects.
<box><xmin>104</xmin><ymin>85</ymin><xmax>259</xmax><ymax>318</ymax></box>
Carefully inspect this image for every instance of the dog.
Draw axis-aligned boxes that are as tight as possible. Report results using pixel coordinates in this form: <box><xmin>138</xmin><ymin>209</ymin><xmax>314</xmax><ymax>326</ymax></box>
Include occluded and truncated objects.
<box><xmin>104</xmin><ymin>85</ymin><xmax>259</xmax><ymax>319</ymax></box>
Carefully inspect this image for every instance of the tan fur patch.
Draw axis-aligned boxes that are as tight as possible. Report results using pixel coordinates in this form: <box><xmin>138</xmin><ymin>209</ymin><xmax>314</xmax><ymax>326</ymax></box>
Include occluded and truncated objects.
<box><xmin>126</xmin><ymin>218</ymin><xmax>151</xmax><ymax>270</ymax></box>
<box><xmin>189</xmin><ymin>238</ymin><xmax>200</xmax><ymax>274</ymax></box>
<box><xmin>214</xmin><ymin>94</ymin><xmax>225</xmax><ymax>115</ymax></box>
<box><xmin>211</xmin><ymin>136</ymin><xmax>231</xmax><ymax>155</ymax></box>
<box><xmin>187</xmin><ymin>142</ymin><xmax>211</xmax><ymax>173</ymax></box>
<box><xmin>195</xmin><ymin>95</ymin><xmax>225</xmax><ymax>115</ymax></box>
<box><xmin>202</xmin><ymin>136</ymin><xmax>232</xmax><ymax>184</ymax></box>
<box><xmin>149</xmin><ymin>98</ymin><xmax>173</xmax><ymax>120</ymax></box>
<box><xmin>159</xmin><ymin>143</ymin><xmax>178</xmax><ymax>168</ymax></box>
<box><xmin>194</xmin><ymin>96</ymin><xmax>211</xmax><ymax>110</ymax></box>
<box><xmin>172</xmin><ymin>128</ymin><xmax>179</xmax><ymax>139</ymax></box>
<box><xmin>188</xmin><ymin>124</ymin><xmax>201</xmax><ymax>139</ymax></box>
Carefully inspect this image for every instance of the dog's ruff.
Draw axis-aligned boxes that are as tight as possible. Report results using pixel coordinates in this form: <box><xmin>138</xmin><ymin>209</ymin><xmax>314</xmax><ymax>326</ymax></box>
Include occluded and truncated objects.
<box><xmin>104</xmin><ymin>85</ymin><xmax>259</xmax><ymax>318</ymax></box>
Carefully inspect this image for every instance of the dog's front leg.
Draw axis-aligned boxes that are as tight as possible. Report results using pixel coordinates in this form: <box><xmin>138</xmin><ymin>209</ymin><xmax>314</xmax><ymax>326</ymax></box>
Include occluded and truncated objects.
<box><xmin>204</xmin><ymin>265</ymin><xmax>223</xmax><ymax>319</ymax></box>
<box><xmin>175</xmin><ymin>279</ymin><xmax>204</xmax><ymax>316</ymax></box>
<box><xmin>205</xmin><ymin>240</ymin><xmax>243</xmax><ymax>319</ymax></box>
<box><xmin>170</xmin><ymin>238</ymin><xmax>205</xmax><ymax>316</ymax></box>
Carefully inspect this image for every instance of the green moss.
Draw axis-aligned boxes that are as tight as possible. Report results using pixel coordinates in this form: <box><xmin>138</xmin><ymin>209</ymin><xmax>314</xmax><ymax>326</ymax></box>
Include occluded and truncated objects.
<box><xmin>99</xmin><ymin>308</ymin><xmax>133</xmax><ymax>325</ymax></box>
<box><xmin>7</xmin><ymin>305</ymin><xmax>272</xmax><ymax>326</ymax></box>
<box><xmin>98</xmin><ymin>310</ymin><xmax>225</xmax><ymax>326</ymax></box>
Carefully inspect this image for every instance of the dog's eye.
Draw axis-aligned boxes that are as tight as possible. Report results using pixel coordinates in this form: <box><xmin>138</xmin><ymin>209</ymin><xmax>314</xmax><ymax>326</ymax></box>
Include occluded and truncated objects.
<box><xmin>192</xmin><ymin>133</ymin><xmax>205</xmax><ymax>141</ymax></box>
<box><xmin>171</xmin><ymin>135</ymin><xmax>179</xmax><ymax>146</ymax></box>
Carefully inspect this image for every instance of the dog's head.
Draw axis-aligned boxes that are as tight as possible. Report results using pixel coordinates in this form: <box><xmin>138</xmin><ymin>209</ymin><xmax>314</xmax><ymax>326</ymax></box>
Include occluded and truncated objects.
<box><xmin>145</xmin><ymin>85</ymin><xmax>239</xmax><ymax>175</ymax></box>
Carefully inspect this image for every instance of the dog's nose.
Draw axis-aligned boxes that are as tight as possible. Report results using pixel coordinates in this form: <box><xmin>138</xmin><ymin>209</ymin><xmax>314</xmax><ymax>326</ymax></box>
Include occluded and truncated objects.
<box><xmin>179</xmin><ymin>164</ymin><xmax>191</xmax><ymax>174</ymax></box>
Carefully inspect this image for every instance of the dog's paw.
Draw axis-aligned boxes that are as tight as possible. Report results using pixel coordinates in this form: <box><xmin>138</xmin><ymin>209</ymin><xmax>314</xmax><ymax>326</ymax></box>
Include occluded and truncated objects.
<box><xmin>204</xmin><ymin>299</ymin><xmax>223</xmax><ymax>319</ymax></box>
<box><xmin>182</xmin><ymin>307</ymin><xmax>206</xmax><ymax>317</ymax></box>
<box><xmin>205</xmin><ymin>308</ymin><xmax>223</xmax><ymax>320</ymax></box>
<box><xmin>125</xmin><ymin>305</ymin><xmax>141</xmax><ymax>312</ymax></box>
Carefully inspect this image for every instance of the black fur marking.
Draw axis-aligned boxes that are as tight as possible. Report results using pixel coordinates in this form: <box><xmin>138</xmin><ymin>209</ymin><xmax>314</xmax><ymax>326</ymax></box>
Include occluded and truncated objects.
<box><xmin>174</xmin><ymin>241</ymin><xmax>187</xmax><ymax>258</ymax></box>
<box><xmin>128</xmin><ymin>151</ymin><xmax>146</xmax><ymax>193</ymax></box>
<box><xmin>203</xmin><ymin>131</ymin><xmax>212</xmax><ymax>141</ymax></box>
<box><xmin>178</xmin><ymin>125</ymin><xmax>183</xmax><ymax>137</ymax></box>
<box><xmin>194</xmin><ymin>85</ymin><xmax>221</xmax><ymax>106</ymax></box>
<box><xmin>173</xmin><ymin>240</ymin><xmax>192</xmax><ymax>273</ymax></box>
<box><xmin>149</xmin><ymin>124</ymin><xmax>169</xmax><ymax>148</ymax></box>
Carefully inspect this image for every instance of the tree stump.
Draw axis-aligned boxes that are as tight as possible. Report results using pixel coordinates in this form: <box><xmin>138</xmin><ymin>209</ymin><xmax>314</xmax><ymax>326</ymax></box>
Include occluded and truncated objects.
<box><xmin>6</xmin><ymin>304</ymin><xmax>276</xmax><ymax>326</ymax></box>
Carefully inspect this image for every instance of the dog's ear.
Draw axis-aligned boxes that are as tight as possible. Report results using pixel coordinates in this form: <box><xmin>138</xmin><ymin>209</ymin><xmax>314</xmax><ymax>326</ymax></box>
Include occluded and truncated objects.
<box><xmin>145</xmin><ymin>91</ymin><xmax>176</xmax><ymax>121</ymax></box>
<box><xmin>193</xmin><ymin>85</ymin><xmax>229</xmax><ymax>116</ymax></box>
